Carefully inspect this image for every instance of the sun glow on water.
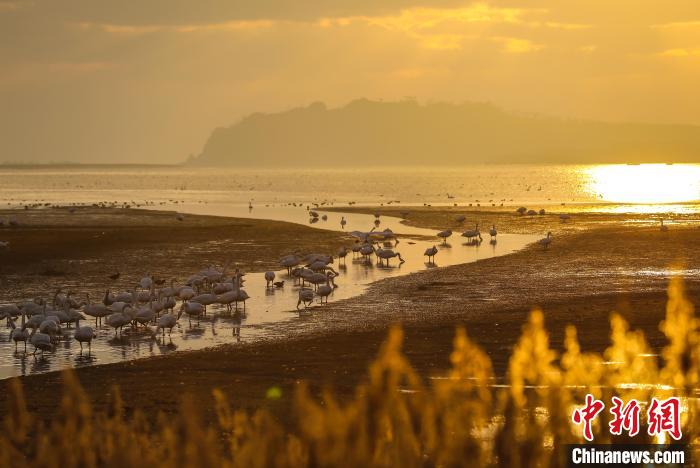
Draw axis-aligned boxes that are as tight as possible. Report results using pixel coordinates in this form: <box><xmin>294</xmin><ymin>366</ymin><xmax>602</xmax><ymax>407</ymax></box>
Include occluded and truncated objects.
<box><xmin>586</xmin><ymin>164</ymin><xmax>700</xmax><ymax>204</ymax></box>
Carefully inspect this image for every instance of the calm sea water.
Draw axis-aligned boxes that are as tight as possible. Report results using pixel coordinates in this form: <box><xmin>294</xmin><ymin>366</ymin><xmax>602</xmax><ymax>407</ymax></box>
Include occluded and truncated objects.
<box><xmin>0</xmin><ymin>163</ymin><xmax>698</xmax><ymax>377</ymax></box>
<box><xmin>0</xmin><ymin>163</ymin><xmax>698</xmax><ymax>212</ymax></box>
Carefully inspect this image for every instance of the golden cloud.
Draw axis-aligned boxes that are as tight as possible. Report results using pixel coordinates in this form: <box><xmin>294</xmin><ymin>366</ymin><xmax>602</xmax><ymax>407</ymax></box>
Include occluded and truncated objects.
<box><xmin>73</xmin><ymin>3</ymin><xmax>582</xmax><ymax>53</ymax></box>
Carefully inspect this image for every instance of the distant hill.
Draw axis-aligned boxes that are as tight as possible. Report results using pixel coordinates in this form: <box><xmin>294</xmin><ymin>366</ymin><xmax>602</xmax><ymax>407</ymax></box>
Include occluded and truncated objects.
<box><xmin>190</xmin><ymin>99</ymin><xmax>700</xmax><ymax>166</ymax></box>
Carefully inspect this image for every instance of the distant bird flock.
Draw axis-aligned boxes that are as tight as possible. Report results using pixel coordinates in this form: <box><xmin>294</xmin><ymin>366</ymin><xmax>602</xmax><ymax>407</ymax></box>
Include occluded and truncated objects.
<box><xmin>0</xmin><ymin>207</ymin><xmax>565</xmax><ymax>363</ymax></box>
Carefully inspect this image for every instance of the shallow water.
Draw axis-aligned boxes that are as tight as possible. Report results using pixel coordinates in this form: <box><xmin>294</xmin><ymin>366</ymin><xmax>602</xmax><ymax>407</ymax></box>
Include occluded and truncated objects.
<box><xmin>0</xmin><ymin>204</ymin><xmax>537</xmax><ymax>379</ymax></box>
<box><xmin>1</xmin><ymin>163</ymin><xmax>699</xmax><ymax>211</ymax></box>
<box><xmin>1</xmin><ymin>162</ymin><xmax>697</xmax><ymax>378</ymax></box>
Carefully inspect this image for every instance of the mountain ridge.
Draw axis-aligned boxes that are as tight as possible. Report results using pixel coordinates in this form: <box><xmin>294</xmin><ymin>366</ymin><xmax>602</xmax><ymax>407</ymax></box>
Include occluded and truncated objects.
<box><xmin>190</xmin><ymin>99</ymin><xmax>700</xmax><ymax>166</ymax></box>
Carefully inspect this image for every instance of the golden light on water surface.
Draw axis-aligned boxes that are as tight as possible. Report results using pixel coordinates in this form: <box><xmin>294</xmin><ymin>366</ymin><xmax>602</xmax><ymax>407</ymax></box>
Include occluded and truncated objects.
<box><xmin>586</xmin><ymin>164</ymin><xmax>700</xmax><ymax>204</ymax></box>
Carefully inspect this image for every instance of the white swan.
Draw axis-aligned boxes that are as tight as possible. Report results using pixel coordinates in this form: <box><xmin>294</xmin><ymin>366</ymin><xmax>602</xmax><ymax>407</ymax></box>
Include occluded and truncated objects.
<box><xmin>162</xmin><ymin>296</ymin><xmax>177</xmax><ymax>313</ymax></box>
<box><xmin>38</xmin><ymin>317</ymin><xmax>61</xmax><ymax>343</ymax></box>
<box><xmin>160</xmin><ymin>279</ymin><xmax>178</xmax><ymax>298</ymax></box>
<box><xmin>8</xmin><ymin>312</ymin><xmax>29</xmax><ymax>352</ymax></box>
<box><xmin>437</xmin><ymin>229</ymin><xmax>452</xmax><ymax>244</ymax></box>
<box><xmin>0</xmin><ymin>304</ymin><xmax>20</xmax><ymax>324</ymax></box>
<box><xmin>539</xmin><ymin>231</ymin><xmax>553</xmax><ymax>249</ymax></box>
<box><xmin>307</xmin><ymin>270</ymin><xmax>333</xmax><ymax>291</ymax></box>
<box><xmin>264</xmin><ymin>271</ymin><xmax>275</xmax><ymax>288</ymax></box>
<box><xmin>316</xmin><ymin>272</ymin><xmax>337</xmax><ymax>304</ymax></box>
<box><xmin>337</xmin><ymin>246</ymin><xmax>349</xmax><ymax>263</ymax></box>
<box><xmin>424</xmin><ymin>245</ymin><xmax>438</xmax><ymax>263</ymax></box>
<box><xmin>156</xmin><ymin>309</ymin><xmax>180</xmax><ymax>337</ymax></box>
<box><xmin>137</xmin><ymin>289</ymin><xmax>153</xmax><ymax>303</ymax></box>
<box><xmin>29</xmin><ymin>329</ymin><xmax>53</xmax><ymax>357</ymax></box>
<box><xmin>114</xmin><ymin>291</ymin><xmax>133</xmax><ymax>303</ymax></box>
<box><xmin>83</xmin><ymin>293</ymin><xmax>111</xmax><ymax>326</ymax></box>
<box><xmin>217</xmin><ymin>273</ymin><xmax>249</xmax><ymax>312</ymax></box>
<box><xmin>359</xmin><ymin>243</ymin><xmax>375</xmax><ymax>261</ymax></box>
<box><xmin>178</xmin><ymin>286</ymin><xmax>196</xmax><ymax>301</ymax></box>
<box><xmin>279</xmin><ymin>254</ymin><xmax>300</xmax><ymax>274</ymax></box>
<box><xmin>191</xmin><ymin>292</ymin><xmax>218</xmax><ymax>310</ymax></box>
<box><xmin>140</xmin><ymin>274</ymin><xmax>153</xmax><ymax>290</ymax></box>
<box><xmin>134</xmin><ymin>302</ymin><xmax>156</xmax><ymax>327</ymax></box>
<box><xmin>213</xmin><ymin>281</ymin><xmax>233</xmax><ymax>294</ymax></box>
<box><xmin>73</xmin><ymin>316</ymin><xmax>94</xmax><ymax>353</ymax></box>
<box><xmin>375</xmin><ymin>247</ymin><xmax>405</xmax><ymax>266</ymax></box>
<box><xmin>106</xmin><ymin>305</ymin><xmax>132</xmax><ymax>336</ymax></box>
<box><xmin>461</xmin><ymin>223</ymin><xmax>480</xmax><ymax>241</ymax></box>
<box><xmin>103</xmin><ymin>289</ymin><xmax>116</xmax><ymax>306</ymax></box>
<box><xmin>179</xmin><ymin>302</ymin><xmax>205</xmax><ymax>325</ymax></box>
<box><xmin>297</xmin><ymin>288</ymin><xmax>315</xmax><ymax>309</ymax></box>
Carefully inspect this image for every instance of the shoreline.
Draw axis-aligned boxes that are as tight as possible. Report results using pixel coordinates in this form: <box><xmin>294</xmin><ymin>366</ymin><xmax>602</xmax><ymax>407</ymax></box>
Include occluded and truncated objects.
<box><xmin>3</xmin><ymin>206</ymin><xmax>699</xmax><ymax>427</ymax></box>
<box><xmin>0</xmin><ymin>206</ymin><xmax>536</xmax><ymax>378</ymax></box>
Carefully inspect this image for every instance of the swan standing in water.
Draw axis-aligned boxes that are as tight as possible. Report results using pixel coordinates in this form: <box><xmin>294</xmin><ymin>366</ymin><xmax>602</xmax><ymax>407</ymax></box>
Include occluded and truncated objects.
<box><xmin>279</xmin><ymin>255</ymin><xmax>300</xmax><ymax>274</ymax></box>
<box><xmin>178</xmin><ymin>286</ymin><xmax>196</xmax><ymax>301</ymax></box>
<box><xmin>179</xmin><ymin>302</ymin><xmax>205</xmax><ymax>326</ymax></box>
<box><xmin>157</xmin><ymin>308</ymin><xmax>180</xmax><ymax>337</ymax></box>
<box><xmin>437</xmin><ymin>229</ymin><xmax>452</xmax><ymax>244</ymax></box>
<box><xmin>160</xmin><ymin>279</ymin><xmax>178</xmax><ymax>298</ymax></box>
<box><xmin>316</xmin><ymin>272</ymin><xmax>337</xmax><ymax>304</ymax></box>
<box><xmin>264</xmin><ymin>271</ymin><xmax>275</xmax><ymax>288</ymax></box>
<box><xmin>359</xmin><ymin>243</ymin><xmax>375</xmax><ymax>262</ymax></box>
<box><xmin>190</xmin><ymin>293</ymin><xmax>218</xmax><ymax>314</ymax></box>
<box><xmin>84</xmin><ymin>293</ymin><xmax>111</xmax><ymax>326</ymax></box>
<box><xmin>337</xmin><ymin>246</ymin><xmax>348</xmax><ymax>264</ymax></box>
<box><xmin>297</xmin><ymin>288</ymin><xmax>315</xmax><ymax>309</ymax></box>
<box><xmin>106</xmin><ymin>305</ymin><xmax>132</xmax><ymax>337</ymax></box>
<box><xmin>8</xmin><ymin>312</ymin><xmax>29</xmax><ymax>352</ymax></box>
<box><xmin>134</xmin><ymin>301</ymin><xmax>156</xmax><ymax>327</ymax></box>
<box><xmin>103</xmin><ymin>290</ymin><xmax>116</xmax><ymax>307</ymax></box>
<box><xmin>539</xmin><ymin>231</ymin><xmax>553</xmax><ymax>249</ymax></box>
<box><xmin>461</xmin><ymin>223</ymin><xmax>481</xmax><ymax>243</ymax></box>
<box><xmin>375</xmin><ymin>247</ymin><xmax>405</xmax><ymax>267</ymax></box>
<box><xmin>232</xmin><ymin>271</ymin><xmax>249</xmax><ymax>311</ymax></box>
<box><xmin>73</xmin><ymin>316</ymin><xmax>94</xmax><ymax>354</ymax></box>
<box><xmin>217</xmin><ymin>272</ymin><xmax>249</xmax><ymax>312</ymax></box>
<box><xmin>424</xmin><ymin>245</ymin><xmax>438</xmax><ymax>263</ymax></box>
<box><xmin>39</xmin><ymin>317</ymin><xmax>61</xmax><ymax>343</ymax></box>
<box><xmin>139</xmin><ymin>274</ymin><xmax>153</xmax><ymax>290</ymax></box>
<box><xmin>489</xmin><ymin>224</ymin><xmax>497</xmax><ymax>241</ymax></box>
<box><xmin>340</xmin><ymin>217</ymin><xmax>347</xmax><ymax>229</ymax></box>
<box><xmin>29</xmin><ymin>328</ymin><xmax>53</xmax><ymax>357</ymax></box>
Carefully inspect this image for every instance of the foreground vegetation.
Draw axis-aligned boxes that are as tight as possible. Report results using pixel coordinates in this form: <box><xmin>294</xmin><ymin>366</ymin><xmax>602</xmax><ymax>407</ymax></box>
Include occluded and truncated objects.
<box><xmin>1</xmin><ymin>279</ymin><xmax>698</xmax><ymax>467</ymax></box>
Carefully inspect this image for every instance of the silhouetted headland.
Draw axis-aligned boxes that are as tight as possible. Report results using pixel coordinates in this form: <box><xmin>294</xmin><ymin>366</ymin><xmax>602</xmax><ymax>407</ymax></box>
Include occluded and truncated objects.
<box><xmin>190</xmin><ymin>99</ymin><xmax>700</xmax><ymax>167</ymax></box>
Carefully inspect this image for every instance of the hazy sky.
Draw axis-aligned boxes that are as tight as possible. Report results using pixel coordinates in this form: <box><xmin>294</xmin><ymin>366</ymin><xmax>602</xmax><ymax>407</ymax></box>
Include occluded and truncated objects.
<box><xmin>2</xmin><ymin>0</ymin><xmax>700</xmax><ymax>163</ymax></box>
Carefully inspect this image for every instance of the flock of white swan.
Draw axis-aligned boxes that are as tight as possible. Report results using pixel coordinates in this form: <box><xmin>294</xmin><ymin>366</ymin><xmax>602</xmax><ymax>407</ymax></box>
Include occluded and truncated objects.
<box><xmin>0</xmin><ymin>209</ymin><xmax>559</xmax><ymax>361</ymax></box>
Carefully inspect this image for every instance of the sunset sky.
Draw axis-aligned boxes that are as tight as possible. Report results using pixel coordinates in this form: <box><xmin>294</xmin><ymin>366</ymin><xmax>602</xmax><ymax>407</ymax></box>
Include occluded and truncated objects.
<box><xmin>1</xmin><ymin>0</ymin><xmax>700</xmax><ymax>163</ymax></box>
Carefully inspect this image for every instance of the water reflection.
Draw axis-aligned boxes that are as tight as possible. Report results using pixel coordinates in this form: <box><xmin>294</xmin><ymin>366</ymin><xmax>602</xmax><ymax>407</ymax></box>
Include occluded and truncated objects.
<box><xmin>586</xmin><ymin>164</ymin><xmax>700</xmax><ymax>204</ymax></box>
<box><xmin>0</xmin><ymin>207</ymin><xmax>538</xmax><ymax>379</ymax></box>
